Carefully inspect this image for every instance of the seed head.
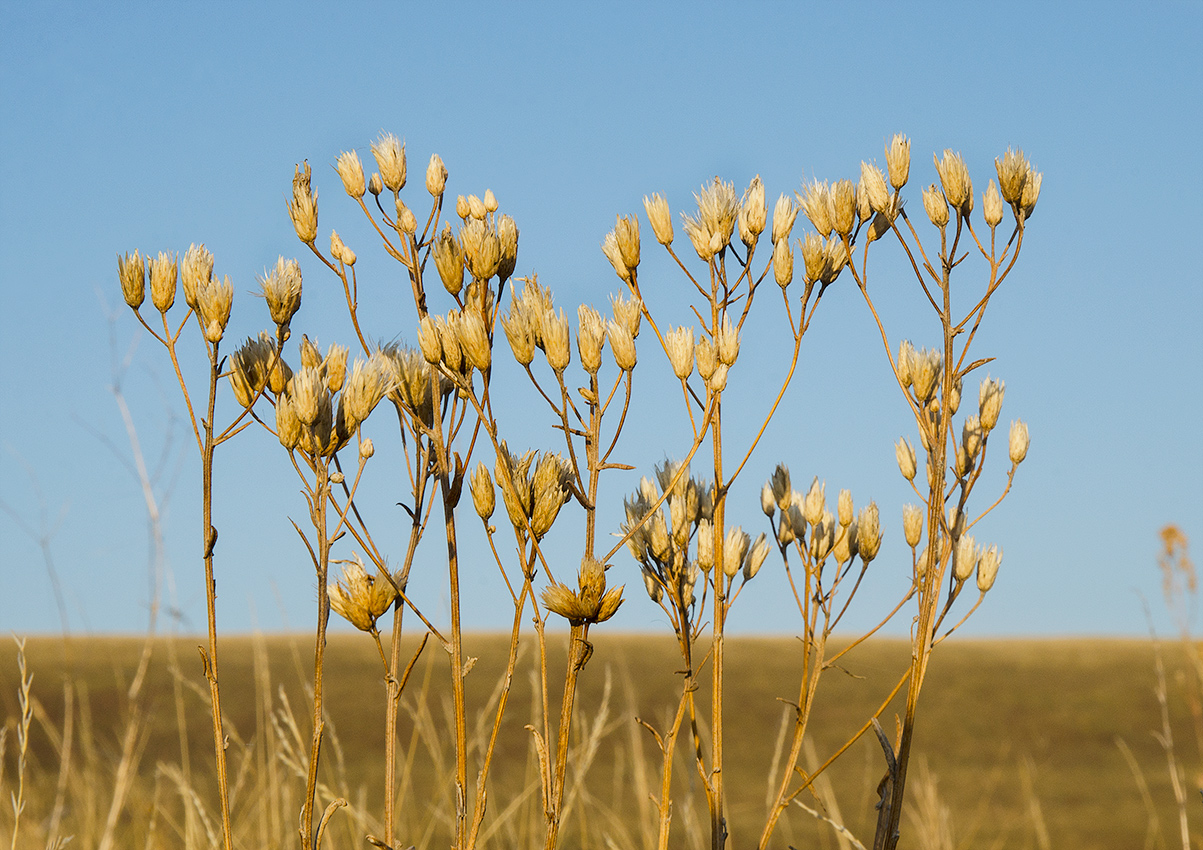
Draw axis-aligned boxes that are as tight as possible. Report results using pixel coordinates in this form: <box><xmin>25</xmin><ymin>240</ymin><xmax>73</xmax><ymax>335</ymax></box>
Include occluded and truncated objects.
<box><xmin>289</xmin><ymin>162</ymin><xmax>319</xmax><ymax>244</ymax></box>
<box><xmin>482</xmin><ymin>189</ymin><xmax>498</xmax><ymax>213</ymax></box>
<box><xmin>602</xmin><ymin>231</ymin><xmax>631</xmax><ymax>283</ymax></box>
<box><xmin>886</xmin><ymin>134</ymin><xmax>911</xmax><ymax>190</ymax></box>
<box><xmin>615</xmin><ymin>214</ymin><xmax>641</xmax><ymax>271</ymax></box>
<box><xmin>228</xmin><ymin>333</ymin><xmax>274</xmax><ymax>407</ymax></box>
<box><xmin>181</xmin><ymin>243</ymin><xmax>214</xmax><ymax>310</ymax></box>
<box><xmin>577</xmin><ymin>305</ymin><xmax>606</xmax><ymax>374</ymax></box>
<box><xmin>1009</xmin><ymin>419</ymin><xmax>1029</xmax><ymax>465</ymax></box>
<box><xmin>822</xmin><ymin>235</ymin><xmax>847</xmax><ymax>283</ymax></box>
<box><xmin>983</xmin><ymin>179</ymin><xmax>1003</xmax><ymax>228</ymax></box>
<box><xmin>368</xmin><ymin>173</ymin><xmax>383</xmax><ymax>196</ymax></box>
<box><xmin>744</xmin><ymin>532</ymin><xmax>770</xmax><ymax>581</ymax></box>
<box><xmin>541</xmin><ymin>308</ymin><xmax>572</xmax><ymax>373</ymax></box>
<box><xmin>542</xmin><ymin>557</ymin><xmax>624</xmax><ymax>626</ymax></box>
<box><xmin>149</xmin><ymin>251</ymin><xmax>178</xmax><ymax>313</ymax></box>
<box><xmin>860</xmin><ymin>162</ymin><xmax>890</xmax><ymax>215</ymax></box>
<box><xmin>830</xmin><ymin>180</ymin><xmax>857</xmax><ymax>237</ymax></box>
<box><xmin>500</xmin><ymin>308</ymin><xmax>535</xmax><ymax>366</ymax></box>
<box><xmin>461</xmin><ymin>219</ymin><xmax>501</xmax><ymax>280</ymax></box>
<box><xmin>336</xmin><ymin>150</ymin><xmax>366</xmax><ymax>199</ymax></box>
<box><xmin>608</xmin><ymin>320</ymin><xmax>637</xmax><ymax>372</ymax></box>
<box><xmin>911</xmin><ymin>348</ymin><xmax>942</xmax><ymax>405</ymax></box>
<box><xmin>897</xmin><ymin>340</ymin><xmax>915</xmax><ymax>388</ymax></box>
<box><xmin>953</xmin><ymin>534</ymin><xmax>979</xmax><ymax>582</ymax></box>
<box><xmin>665</xmin><ymin>326</ymin><xmax>695</xmax><ymax>380</ymax></box>
<box><xmin>530</xmin><ymin>453</ymin><xmax>571</xmax><ymax>539</ymax></box>
<box><xmin>934</xmin><ymin>150</ymin><xmax>972</xmax><ymax>215</ymax></box>
<box><xmin>962</xmin><ymin>414</ymin><xmax>984</xmax><ymax>459</ymax></box>
<box><xmin>276</xmin><ymin>393</ymin><xmax>302</xmax><ymax>450</ymax></box>
<box><xmin>994</xmin><ymin>148</ymin><xmax>1028</xmax><ymax>205</ymax></box>
<box><xmin>857</xmin><ymin>502</ymin><xmax>882</xmax><ymax>562</ymax></box>
<box><xmin>457</xmin><ymin>311</ymin><xmax>492</xmax><ymax>372</ymax></box>
<box><xmin>922</xmin><ymin>184</ymin><xmax>949</xmax><ymax>228</ymax></box>
<box><xmin>838</xmin><ymin>489</ymin><xmax>854</xmax><ymax>527</ymax></box>
<box><xmin>643</xmin><ymin>193</ymin><xmax>673</xmax><ymax>245</ymax></box>
<box><xmin>329</xmin><ymin>556</ymin><xmax>397</xmax><ymax>633</ymax></box>
<box><xmin>803</xmin><ymin>478</ymin><xmax>825</xmax><ymax>527</ymax></box>
<box><xmin>716</xmin><ymin>313</ymin><xmax>740</xmax><ymax>366</ymax></box>
<box><xmin>118</xmin><ymin>250</ymin><xmax>146</xmax><ymax>309</ymax></box>
<box><xmin>395</xmin><ymin>198</ymin><xmax>418</xmax><ymax>235</ymax></box>
<box><xmin>978</xmin><ymin>376</ymin><xmax>1005</xmax><ymax>431</ymax></box>
<box><xmin>331</xmin><ymin>230</ymin><xmax>356</xmax><ymax>266</ymax></box>
<box><xmin>260</xmin><ymin>257</ymin><xmax>303</xmax><ymax>330</ymax></box>
<box><xmin>761</xmin><ymin>483</ymin><xmax>776</xmax><ymax>517</ymax></box>
<box><xmin>738</xmin><ymin>175</ymin><xmax>766</xmax><ymax>248</ymax></box>
<box><xmin>773</xmin><ymin>238</ymin><xmax>794</xmax><ymax>288</ymax></box>
<box><xmin>856</xmin><ymin>178</ymin><xmax>873</xmax><ymax>223</ymax></box>
<box><xmin>810</xmin><ymin>512</ymin><xmax>835</xmax><ymax>561</ymax></box>
<box><xmin>800</xmin><ymin>232</ymin><xmax>826</xmax><ymax>284</ymax></box>
<box><xmin>197</xmin><ymin>275</ymin><xmax>234</xmax><ymax>343</ymax></box>
<box><xmin>642</xmin><ymin>567</ymin><xmax>664</xmax><ymax>603</ymax></box>
<box><xmin>610</xmin><ymin>291</ymin><xmax>642</xmax><ymax>339</ymax></box>
<box><xmin>798</xmin><ymin>180</ymin><xmax>833</xmax><ymax>237</ymax></box>
<box><xmin>977</xmin><ymin>545</ymin><xmax>1001</xmax><ymax>592</ymax></box>
<box><xmin>455</xmin><ymin>194</ymin><xmax>470</xmax><ymax>219</ymax></box>
<box><xmin>467</xmin><ymin>194</ymin><xmax>487</xmax><ymax>220</ymax></box>
<box><xmin>722</xmin><ymin>526</ymin><xmax>750</xmax><ymax>579</ymax></box>
<box><xmin>771</xmin><ymin>193</ymin><xmax>798</xmax><ymax>244</ymax></box>
<box><xmin>370</xmin><ymin>133</ymin><xmax>406</xmax><ymax>193</ymax></box>
<box><xmin>433</xmin><ymin>224</ymin><xmax>465</xmax><ymax>296</ymax></box>
<box><xmin>1019</xmin><ymin>166</ymin><xmax>1042</xmax><ymax>219</ymax></box>
<box><xmin>324</xmin><ymin>343</ymin><xmax>348</xmax><ymax>393</ymax></box>
<box><xmin>471</xmin><ymin>461</ymin><xmax>495</xmax><ymax>521</ymax></box>
<box><xmin>496</xmin><ymin>214</ymin><xmax>519</xmax><ymax>283</ymax></box>
<box><xmin>895</xmin><ymin>437</ymin><xmax>917</xmax><ymax>482</ymax></box>
<box><xmin>695</xmin><ymin>177</ymin><xmax>738</xmax><ymax>251</ymax></box>
<box><xmin>770</xmin><ymin>463</ymin><xmax>791</xmax><ymax>511</ymax></box>
<box><xmin>345</xmin><ymin>354</ymin><xmax>393</xmax><ymax>424</ymax></box>
<box><xmin>426</xmin><ymin>154</ymin><xmax>448</xmax><ymax>197</ymax></box>
<box><xmin>903</xmin><ymin>504</ymin><xmax>923</xmax><ymax>548</ymax></box>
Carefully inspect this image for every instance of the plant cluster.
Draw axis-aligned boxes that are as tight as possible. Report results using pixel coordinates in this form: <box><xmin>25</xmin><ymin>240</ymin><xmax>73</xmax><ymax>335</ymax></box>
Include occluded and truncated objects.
<box><xmin>105</xmin><ymin>130</ymin><xmax>1039</xmax><ymax>850</ymax></box>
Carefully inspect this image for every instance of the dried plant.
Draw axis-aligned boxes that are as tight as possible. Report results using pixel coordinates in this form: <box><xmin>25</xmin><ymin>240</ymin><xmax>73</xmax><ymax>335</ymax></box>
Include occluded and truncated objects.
<box><xmin>103</xmin><ymin>131</ymin><xmax>1038</xmax><ymax>849</ymax></box>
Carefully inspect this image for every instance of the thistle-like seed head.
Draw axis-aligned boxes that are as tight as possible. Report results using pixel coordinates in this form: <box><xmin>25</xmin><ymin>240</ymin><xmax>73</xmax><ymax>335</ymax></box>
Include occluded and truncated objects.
<box><xmin>260</xmin><ymin>257</ymin><xmax>303</xmax><ymax>330</ymax></box>
<box><xmin>1009</xmin><ymin>419</ymin><xmax>1029</xmax><ymax>465</ymax></box>
<box><xmin>496</xmin><ymin>214</ymin><xmax>519</xmax><ymax>283</ymax></box>
<box><xmin>799</xmin><ymin>180</ymin><xmax>833</xmax><ymax>237</ymax></box>
<box><xmin>773</xmin><ymin>238</ymin><xmax>794</xmax><ymax>288</ymax></box>
<box><xmin>1019</xmin><ymin>166</ymin><xmax>1041</xmax><ymax>219</ymax></box>
<box><xmin>716</xmin><ymin>313</ymin><xmax>740</xmax><ymax>366</ymax></box>
<box><xmin>771</xmin><ymin>193</ymin><xmax>798</xmax><ymax>244</ymax></box>
<box><xmin>903</xmin><ymin>504</ymin><xmax>923</xmax><ymax>549</ymax></box>
<box><xmin>615</xmin><ymin>214</ymin><xmax>641</xmax><ymax>271</ymax></box>
<box><xmin>822</xmin><ymin>235</ymin><xmax>847</xmax><ymax>284</ymax></box>
<box><xmin>426</xmin><ymin>154</ymin><xmax>447</xmax><ymax>197</ymax></box>
<box><xmin>934</xmin><ymin>150</ymin><xmax>972</xmax><ymax>215</ymax></box>
<box><xmin>947</xmin><ymin>376</ymin><xmax>962</xmax><ymax>415</ymax></box>
<box><xmin>838</xmin><ymin>489</ymin><xmax>854</xmax><ymax>527</ymax></box>
<box><xmin>299</xmin><ymin>335</ymin><xmax>322</xmax><ymax>370</ymax></box>
<box><xmin>859</xmin><ymin>162</ymin><xmax>890</xmax><ymax>215</ymax></box>
<box><xmin>911</xmin><ymin>348</ymin><xmax>942</xmax><ymax>405</ymax></box>
<box><xmin>738</xmin><ymin>175</ymin><xmax>766</xmax><ymax>248</ymax></box>
<box><xmin>118</xmin><ymin>250</ymin><xmax>146</xmax><ymax>310</ymax></box>
<box><xmin>370</xmin><ymin>133</ymin><xmax>406</xmax><ymax>193</ymax></box>
<box><xmin>897</xmin><ymin>340</ymin><xmax>915</xmax><ymax>388</ymax></box>
<box><xmin>433</xmin><ymin>224</ymin><xmax>465</xmax><ymax>296</ymax></box>
<box><xmin>289</xmin><ymin>162</ymin><xmax>319</xmax><ymax>244</ymax></box>
<box><xmin>962</xmin><ymin>414</ymin><xmax>984</xmax><ymax>459</ymax></box>
<box><xmin>417</xmin><ymin>315</ymin><xmax>443</xmax><ymax>365</ymax></box>
<box><xmin>803</xmin><ymin>478</ymin><xmax>825</xmax><ymax>527</ymax></box>
<box><xmin>149</xmin><ymin>251</ymin><xmax>178</xmax><ymax>313</ymax></box>
<box><xmin>643</xmin><ymin>193</ymin><xmax>673</xmax><ymax>245</ymax></box>
<box><xmin>359</xmin><ymin>438</ymin><xmax>374</xmax><ymax>459</ymax></box>
<box><xmin>978</xmin><ymin>376</ymin><xmax>1005</xmax><ymax>431</ymax></box>
<box><xmin>953</xmin><ymin>534</ymin><xmax>979</xmax><ymax>582</ymax></box>
<box><xmin>577</xmin><ymin>305</ymin><xmax>606</xmax><ymax>375</ymax></box>
<box><xmin>541</xmin><ymin>308</ymin><xmax>571</xmax><ymax>374</ymax></box>
<box><xmin>181</xmin><ymin>243</ymin><xmax>214</xmax><ymax>310</ymax></box>
<box><xmin>395</xmin><ymin>198</ymin><xmax>418</xmax><ymax>235</ymax></box>
<box><xmin>542</xmin><ymin>557</ymin><xmax>624</xmax><ymax>626</ymax></box>
<box><xmin>895</xmin><ymin>437</ymin><xmax>917</xmax><ymax>481</ymax></box>
<box><xmin>467</xmin><ymin>194</ymin><xmax>487</xmax><ymax>220</ymax></box>
<box><xmin>810</xmin><ymin>511</ymin><xmax>835</xmax><ymax>561</ymax></box>
<box><xmin>607</xmin><ymin>319</ymin><xmax>636</xmax><ymax>372</ymax></box>
<box><xmin>857</xmin><ymin>502</ymin><xmax>882</xmax><ymax>562</ymax></box>
<box><xmin>276</xmin><ymin>393</ymin><xmax>302</xmax><ymax>450</ymax></box>
<box><xmin>331</xmin><ymin>230</ymin><xmax>356</xmax><ymax>266</ymax></box>
<box><xmin>481</xmin><ymin>189</ymin><xmax>497</xmax><ymax>214</ymax></box>
<box><xmin>761</xmin><ymin>483</ymin><xmax>776</xmax><ymax>517</ymax></box>
<box><xmin>722</xmin><ymin>526</ymin><xmax>750</xmax><ymax>579</ymax></box>
<box><xmin>744</xmin><ymin>532</ymin><xmax>770</xmax><ymax>581</ymax></box>
<box><xmin>461</xmin><ymin>218</ymin><xmax>501</xmax><ymax>281</ymax></box>
<box><xmin>665</xmin><ymin>326</ymin><xmax>695</xmax><ymax>380</ymax></box>
<box><xmin>977</xmin><ymin>545</ymin><xmax>1001</xmax><ymax>592</ymax></box>
<box><xmin>329</xmin><ymin>555</ymin><xmax>397</xmax><ymax>632</ymax></box>
<box><xmin>602</xmin><ymin>231</ymin><xmax>631</xmax><ymax>283</ymax></box>
<box><xmin>922</xmin><ymin>183</ymin><xmax>949</xmax><ymax>228</ymax></box>
<box><xmin>695</xmin><ymin>177</ymin><xmax>737</xmax><ymax>250</ymax></box>
<box><xmin>368</xmin><ymin>173</ymin><xmax>383</xmax><ymax>197</ymax></box>
<box><xmin>324</xmin><ymin>343</ymin><xmax>348</xmax><ymax>393</ymax></box>
<box><xmin>994</xmin><ymin>148</ymin><xmax>1028</xmax><ymax>205</ymax></box>
<box><xmin>983</xmin><ymin>179</ymin><xmax>1004</xmax><ymax>228</ymax></box>
<box><xmin>457</xmin><ymin>311</ymin><xmax>492</xmax><ymax>372</ymax></box>
<box><xmin>336</xmin><ymin>150</ymin><xmax>366</xmax><ymax>199</ymax></box>
<box><xmin>500</xmin><ymin>308</ymin><xmax>535</xmax><ymax>366</ymax></box>
<box><xmin>800</xmin><ymin>232</ymin><xmax>826</xmax><ymax>284</ymax></box>
<box><xmin>706</xmin><ymin>363</ymin><xmax>729</xmax><ymax>393</ymax></box>
<box><xmin>642</xmin><ymin>567</ymin><xmax>663</xmax><ymax>603</ymax></box>
<box><xmin>228</xmin><ymin>332</ymin><xmax>275</xmax><ymax>407</ymax></box>
<box><xmin>886</xmin><ymin>134</ymin><xmax>911</xmax><ymax>189</ymax></box>
<box><xmin>830</xmin><ymin>180</ymin><xmax>857</xmax><ymax>237</ymax></box>
<box><xmin>610</xmin><ymin>291</ymin><xmax>642</xmax><ymax>339</ymax></box>
<box><xmin>530</xmin><ymin>452</ymin><xmax>571</xmax><ymax>539</ymax></box>
<box><xmin>197</xmin><ymin>275</ymin><xmax>234</xmax><ymax>344</ymax></box>
<box><xmin>471</xmin><ymin>461</ymin><xmax>495</xmax><ymax>521</ymax></box>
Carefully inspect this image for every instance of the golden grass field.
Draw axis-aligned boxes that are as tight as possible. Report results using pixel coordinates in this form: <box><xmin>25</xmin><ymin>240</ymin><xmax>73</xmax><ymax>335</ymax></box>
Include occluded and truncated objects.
<box><xmin>1</xmin><ymin>633</ymin><xmax>1197</xmax><ymax>849</ymax></box>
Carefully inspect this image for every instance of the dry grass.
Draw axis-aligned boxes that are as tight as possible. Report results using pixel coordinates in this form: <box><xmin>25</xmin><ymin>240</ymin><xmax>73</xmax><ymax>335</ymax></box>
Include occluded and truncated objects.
<box><xmin>1</xmin><ymin>633</ymin><xmax>1195</xmax><ymax>849</ymax></box>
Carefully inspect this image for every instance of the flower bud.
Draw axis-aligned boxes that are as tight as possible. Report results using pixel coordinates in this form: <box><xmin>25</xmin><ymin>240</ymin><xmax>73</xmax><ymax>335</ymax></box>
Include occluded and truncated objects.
<box><xmin>953</xmin><ymin>534</ymin><xmax>979</xmax><ymax>582</ymax></box>
<box><xmin>922</xmin><ymin>184</ymin><xmax>949</xmax><ymax>228</ymax></box>
<box><xmin>496</xmin><ymin>214</ymin><xmax>519</xmax><ymax>282</ymax></box>
<box><xmin>368</xmin><ymin>173</ymin><xmax>383</xmax><ymax>197</ymax></box>
<box><xmin>803</xmin><ymin>478</ymin><xmax>825</xmax><ymax>526</ymax></box>
<box><xmin>962</xmin><ymin>414</ymin><xmax>984</xmax><ymax>459</ymax></box>
<box><xmin>722</xmin><ymin>526</ymin><xmax>750</xmax><ymax>579</ymax></box>
<box><xmin>467</xmin><ymin>194</ymin><xmax>487</xmax><ymax>220</ymax></box>
<box><xmin>1020</xmin><ymin>167</ymin><xmax>1042</xmax><ymax>219</ymax></box>
<box><xmin>697</xmin><ymin>519</ymin><xmax>714</xmax><ymax>572</ymax></box>
<box><xmin>800</xmin><ymin>232</ymin><xmax>826</xmax><ymax>284</ymax></box>
<box><xmin>977</xmin><ymin>545</ymin><xmax>1001</xmax><ymax>592</ymax></box>
<box><xmin>149</xmin><ymin>251</ymin><xmax>177</xmax><ymax>313</ymax></box>
<box><xmin>416</xmin><ymin>315</ymin><xmax>442</xmax><ymax>365</ymax></box>
<box><xmin>359</xmin><ymin>438</ymin><xmax>375</xmax><ymax>460</ymax></box>
<box><xmin>770</xmin><ymin>464</ymin><xmax>791</xmax><ymax>511</ymax></box>
<box><xmin>743</xmin><ymin>532</ymin><xmax>769</xmax><ymax>581</ymax></box>
<box><xmin>810</xmin><ymin>512</ymin><xmax>835</xmax><ymax>561</ymax></box>
<box><xmin>761</xmin><ymin>483</ymin><xmax>775</xmax><ymax>517</ymax></box>
<box><xmin>912</xmin><ymin>348</ymin><xmax>942</xmax><ymax>405</ymax></box>
<box><xmin>370</xmin><ymin>133</ymin><xmax>406</xmax><ymax>193</ymax></box>
<box><xmin>329</xmin><ymin>471</ymin><xmax>345</xmax><ymax>485</ymax></box>
<box><xmin>895</xmin><ymin>437</ymin><xmax>917</xmax><ymax>481</ymax></box>
<box><xmin>336</xmin><ymin>150</ymin><xmax>366</xmax><ymax>199</ymax></box>
<box><xmin>471</xmin><ymin>461</ymin><xmax>495</xmax><ymax>521</ymax></box>
<box><xmin>324</xmin><ymin>343</ymin><xmax>348</xmax><ymax>393</ymax></box>
<box><xmin>1009</xmin><ymin>419</ymin><xmax>1029</xmax><ymax>465</ymax></box>
<box><xmin>897</xmin><ymin>340</ymin><xmax>914</xmax><ymax>388</ymax></box>
<box><xmin>706</xmin><ymin>364</ymin><xmax>728</xmax><ymax>393</ymax></box>
<box><xmin>643</xmin><ymin>193</ymin><xmax>673</xmax><ymax>245</ymax></box>
<box><xmin>455</xmin><ymin>194</ymin><xmax>470</xmax><ymax>219</ymax></box>
<box><xmin>886</xmin><ymin>134</ymin><xmax>911</xmax><ymax>190</ymax></box>
<box><xmin>501</xmin><ymin>310</ymin><xmax>535</xmax><ymax>366</ymax></box>
<box><xmin>483</xmin><ymin>189</ymin><xmax>498</xmax><ymax>213</ymax></box>
<box><xmin>275</xmin><ymin>393</ymin><xmax>302</xmax><ymax>450</ymax></box>
<box><xmin>426</xmin><ymin>154</ymin><xmax>447</xmax><ymax>196</ymax></box>
<box><xmin>903</xmin><ymin>504</ymin><xmax>923</xmax><ymax>548</ymax></box>
<box><xmin>331</xmin><ymin>230</ymin><xmax>356</xmax><ymax>266</ymax></box>
<box><xmin>978</xmin><ymin>377</ymin><xmax>1005</xmax><ymax>431</ymax></box>
<box><xmin>395</xmin><ymin>199</ymin><xmax>418</xmax><ymax>235</ymax></box>
<box><xmin>118</xmin><ymin>250</ymin><xmax>146</xmax><ymax>309</ymax></box>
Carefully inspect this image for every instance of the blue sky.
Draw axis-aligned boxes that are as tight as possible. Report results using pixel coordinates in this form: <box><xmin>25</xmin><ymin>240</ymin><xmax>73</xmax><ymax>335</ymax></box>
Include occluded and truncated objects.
<box><xmin>1</xmin><ymin>2</ymin><xmax>1200</xmax><ymax>638</ymax></box>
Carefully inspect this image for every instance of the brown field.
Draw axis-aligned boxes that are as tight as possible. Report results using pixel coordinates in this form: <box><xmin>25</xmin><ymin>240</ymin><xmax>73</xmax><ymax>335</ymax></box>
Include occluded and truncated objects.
<box><xmin>1</xmin><ymin>633</ymin><xmax>1197</xmax><ymax>849</ymax></box>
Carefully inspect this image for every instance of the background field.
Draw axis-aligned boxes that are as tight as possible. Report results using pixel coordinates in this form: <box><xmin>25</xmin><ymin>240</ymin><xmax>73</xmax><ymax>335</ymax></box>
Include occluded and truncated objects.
<box><xmin>1</xmin><ymin>634</ymin><xmax>1196</xmax><ymax>849</ymax></box>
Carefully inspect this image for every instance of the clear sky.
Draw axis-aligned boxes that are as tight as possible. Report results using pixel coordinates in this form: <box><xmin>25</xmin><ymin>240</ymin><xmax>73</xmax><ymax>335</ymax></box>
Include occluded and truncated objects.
<box><xmin>1</xmin><ymin>2</ymin><xmax>1200</xmax><ymax>639</ymax></box>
